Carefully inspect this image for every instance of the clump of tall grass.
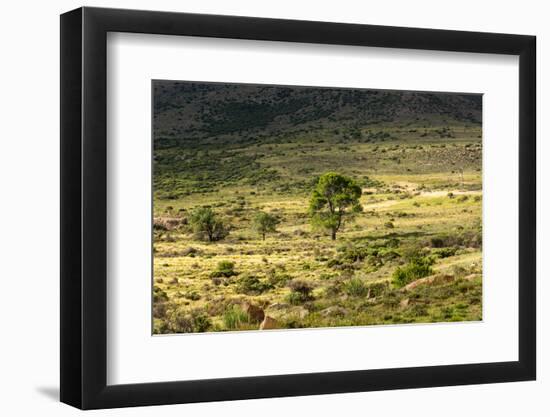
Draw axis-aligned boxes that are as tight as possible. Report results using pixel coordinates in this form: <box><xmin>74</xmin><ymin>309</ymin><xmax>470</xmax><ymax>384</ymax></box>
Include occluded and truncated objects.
<box><xmin>222</xmin><ymin>305</ymin><xmax>250</xmax><ymax>330</ymax></box>
<box><xmin>343</xmin><ymin>278</ymin><xmax>369</xmax><ymax>297</ymax></box>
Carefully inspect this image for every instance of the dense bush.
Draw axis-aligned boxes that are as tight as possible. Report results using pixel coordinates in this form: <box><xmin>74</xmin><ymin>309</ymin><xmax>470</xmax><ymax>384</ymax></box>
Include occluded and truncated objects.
<box><xmin>210</xmin><ymin>260</ymin><xmax>238</xmax><ymax>278</ymax></box>
<box><xmin>432</xmin><ymin>247</ymin><xmax>457</xmax><ymax>258</ymax></box>
<box><xmin>336</xmin><ymin>243</ymin><xmax>370</xmax><ymax>263</ymax></box>
<box><xmin>329</xmin><ymin>242</ymin><xmax>400</xmax><ymax>272</ymax></box>
<box><xmin>392</xmin><ymin>256</ymin><xmax>435</xmax><ymax>288</ymax></box>
<box><xmin>365</xmin><ymin>281</ymin><xmax>390</xmax><ymax>297</ymax></box>
<box><xmin>429</xmin><ymin>236</ymin><xmax>446</xmax><ymax>248</ymax></box>
<box><xmin>165</xmin><ymin>308</ymin><xmax>212</xmax><ymax>333</ymax></box>
<box><xmin>266</xmin><ymin>268</ymin><xmax>293</xmax><ymax>287</ymax></box>
<box><xmin>183</xmin><ymin>291</ymin><xmax>201</xmax><ymax>301</ymax></box>
<box><xmin>429</xmin><ymin>229</ymin><xmax>481</xmax><ymax>249</ymax></box>
<box><xmin>286</xmin><ymin>280</ymin><xmax>314</xmax><ymax>304</ymax></box>
<box><xmin>153</xmin><ymin>286</ymin><xmax>169</xmax><ymax>303</ymax></box>
<box><xmin>152</xmin><ymin>301</ymin><xmax>167</xmax><ymax>319</ymax></box>
<box><xmin>236</xmin><ymin>274</ymin><xmax>272</xmax><ymax>295</ymax></box>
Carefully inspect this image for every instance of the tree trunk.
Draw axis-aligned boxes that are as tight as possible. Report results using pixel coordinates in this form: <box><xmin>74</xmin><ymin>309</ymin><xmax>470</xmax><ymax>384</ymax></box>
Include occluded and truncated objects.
<box><xmin>331</xmin><ymin>230</ymin><xmax>336</xmax><ymax>240</ymax></box>
<box><xmin>262</xmin><ymin>233</ymin><xmax>265</xmax><ymax>240</ymax></box>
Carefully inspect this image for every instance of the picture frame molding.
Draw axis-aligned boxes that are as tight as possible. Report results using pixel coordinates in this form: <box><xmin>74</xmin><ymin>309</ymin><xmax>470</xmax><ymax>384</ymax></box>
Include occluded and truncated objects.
<box><xmin>60</xmin><ymin>6</ymin><xmax>536</xmax><ymax>409</ymax></box>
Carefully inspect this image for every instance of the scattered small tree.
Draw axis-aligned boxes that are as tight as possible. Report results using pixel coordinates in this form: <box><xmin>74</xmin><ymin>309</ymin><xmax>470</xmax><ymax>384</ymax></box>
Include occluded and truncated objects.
<box><xmin>189</xmin><ymin>207</ymin><xmax>228</xmax><ymax>242</ymax></box>
<box><xmin>309</xmin><ymin>172</ymin><xmax>362</xmax><ymax>240</ymax></box>
<box><xmin>253</xmin><ymin>211</ymin><xmax>279</xmax><ymax>240</ymax></box>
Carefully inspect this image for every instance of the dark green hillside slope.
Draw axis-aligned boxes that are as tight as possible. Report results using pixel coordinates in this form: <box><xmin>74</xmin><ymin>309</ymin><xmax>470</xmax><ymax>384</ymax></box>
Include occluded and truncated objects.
<box><xmin>153</xmin><ymin>81</ymin><xmax>481</xmax><ymax>146</ymax></box>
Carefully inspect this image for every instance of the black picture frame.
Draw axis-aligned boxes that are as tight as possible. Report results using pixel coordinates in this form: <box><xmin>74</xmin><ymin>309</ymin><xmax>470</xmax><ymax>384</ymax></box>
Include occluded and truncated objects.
<box><xmin>60</xmin><ymin>6</ymin><xmax>536</xmax><ymax>410</ymax></box>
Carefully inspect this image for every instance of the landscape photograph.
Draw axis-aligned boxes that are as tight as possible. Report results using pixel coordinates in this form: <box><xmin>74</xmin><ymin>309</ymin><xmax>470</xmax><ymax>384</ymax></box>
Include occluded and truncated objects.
<box><xmin>152</xmin><ymin>80</ymin><xmax>483</xmax><ymax>334</ymax></box>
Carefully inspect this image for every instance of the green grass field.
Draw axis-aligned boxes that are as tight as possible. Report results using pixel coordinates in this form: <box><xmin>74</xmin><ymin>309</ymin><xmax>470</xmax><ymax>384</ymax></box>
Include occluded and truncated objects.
<box><xmin>152</xmin><ymin>82</ymin><xmax>482</xmax><ymax>334</ymax></box>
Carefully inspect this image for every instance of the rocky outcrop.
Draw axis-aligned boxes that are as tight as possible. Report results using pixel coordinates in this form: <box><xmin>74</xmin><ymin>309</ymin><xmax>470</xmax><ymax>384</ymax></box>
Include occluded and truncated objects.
<box><xmin>259</xmin><ymin>316</ymin><xmax>278</xmax><ymax>330</ymax></box>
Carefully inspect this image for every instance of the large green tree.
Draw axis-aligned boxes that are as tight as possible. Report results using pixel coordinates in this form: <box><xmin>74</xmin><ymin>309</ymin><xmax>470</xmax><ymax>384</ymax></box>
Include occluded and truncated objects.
<box><xmin>253</xmin><ymin>211</ymin><xmax>279</xmax><ymax>240</ymax></box>
<box><xmin>309</xmin><ymin>172</ymin><xmax>362</xmax><ymax>240</ymax></box>
<box><xmin>189</xmin><ymin>207</ymin><xmax>228</xmax><ymax>242</ymax></box>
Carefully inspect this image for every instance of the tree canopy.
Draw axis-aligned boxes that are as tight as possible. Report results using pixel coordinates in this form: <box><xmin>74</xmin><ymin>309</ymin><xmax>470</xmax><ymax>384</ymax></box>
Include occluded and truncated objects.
<box><xmin>253</xmin><ymin>211</ymin><xmax>279</xmax><ymax>240</ymax></box>
<box><xmin>189</xmin><ymin>207</ymin><xmax>229</xmax><ymax>242</ymax></box>
<box><xmin>309</xmin><ymin>172</ymin><xmax>362</xmax><ymax>240</ymax></box>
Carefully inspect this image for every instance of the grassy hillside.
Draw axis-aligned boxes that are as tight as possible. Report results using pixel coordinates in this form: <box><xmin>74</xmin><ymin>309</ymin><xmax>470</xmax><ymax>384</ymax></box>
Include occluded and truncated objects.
<box><xmin>152</xmin><ymin>81</ymin><xmax>482</xmax><ymax>334</ymax></box>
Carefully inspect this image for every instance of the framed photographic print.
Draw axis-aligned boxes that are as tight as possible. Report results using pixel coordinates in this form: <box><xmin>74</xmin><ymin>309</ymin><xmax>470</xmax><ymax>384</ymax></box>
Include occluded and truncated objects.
<box><xmin>60</xmin><ymin>6</ymin><xmax>536</xmax><ymax>410</ymax></box>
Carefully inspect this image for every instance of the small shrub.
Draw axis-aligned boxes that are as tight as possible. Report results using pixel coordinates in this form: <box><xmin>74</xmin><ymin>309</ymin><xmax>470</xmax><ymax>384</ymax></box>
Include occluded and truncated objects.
<box><xmin>343</xmin><ymin>278</ymin><xmax>369</xmax><ymax>297</ymax></box>
<box><xmin>325</xmin><ymin>281</ymin><xmax>344</xmax><ymax>298</ymax></box>
<box><xmin>286</xmin><ymin>292</ymin><xmax>307</xmax><ymax>305</ymax></box>
<box><xmin>430</xmin><ymin>237</ymin><xmax>445</xmax><ymax>248</ymax></box>
<box><xmin>181</xmin><ymin>246</ymin><xmax>199</xmax><ymax>256</ymax></box>
<box><xmin>236</xmin><ymin>274</ymin><xmax>272</xmax><ymax>295</ymax></box>
<box><xmin>166</xmin><ymin>308</ymin><xmax>212</xmax><ymax>333</ymax></box>
<box><xmin>266</xmin><ymin>269</ymin><xmax>293</xmax><ymax>287</ymax></box>
<box><xmin>191</xmin><ymin>311</ymin><xmax>212</xmax><ymax>332</ymax></box>
<box><xmin>210</xmin><ymin>260</ymin><xmax>238</xmax><ymax>278</ymax></box>
<box><xmin>452</xmin><ymin>265</ymin><xmax>468</xmax><ymax>279</ymax></box>
<box><xmin>153</xmin><ymin>302</ymin><xmax>167</xmax><ymax>319</ymax></box>
<box><xmin>430</xmin><ymin>229</ymin><xmax>481</xmax><ymax>249</ymax></box>
<box><xmin>153</xmin><ymin>286</ymin><xmax>168</xmax><ymax>303</ymax></box>
<box><xmin>319</xmin><ymin>272</ymin><xmax>337</xmax><ymax>280</ymax></box>
<box><xmin>407</xmin><ymin>304</ymin><xmax>429</xmax><ymax>317</ymax></box>
<box><xmin>183</xmin><ymin>291</ymin><xmax>201</xmax><ymax>301</ymax></box>
<box><xmin>386</xmin><ymin>238</ymin><xmax>400</xmax><ymax>248</ymax></box>
<box><xmin>153</xmin><ymin>219</ymin><xmax>168</xmax><ymax>232</ymax></box>
<box><xmin>286</xmin><ymin>280</ymin><xmax>314</xmax><ymax>304</ymax></box>
<box><xmin>365</xmin><ymin>281</ymin><xmax>390</xmax><ymax>297</ymax></box>
<box><xmin>441</xmin><ymin>307</ymin><xmax>454</xmax><ymax>319</ymax></box>
<box><xmin>337</xmin><ymin>243</ymin><xmax>370</xmax><ymax>263</ymax></box>
<box><xmin>392</xmin><ymin>256</ymin><xmax>435</xmax><ymax>288</ymax></box>
<box><xmin>327</xmin><ymin>258</ymin><xmax>343</xmax><ymax>268</ymax></box>
<box><xmin>432</xmin><ymin>247</ymin><xmax>457</xmax><ymax>258</ymax></box>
